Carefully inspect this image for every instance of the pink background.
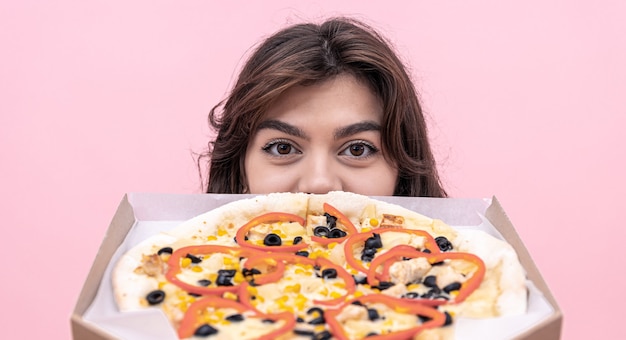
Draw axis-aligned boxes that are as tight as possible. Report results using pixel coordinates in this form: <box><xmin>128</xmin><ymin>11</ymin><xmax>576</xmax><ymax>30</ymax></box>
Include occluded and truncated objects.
<box><xmin>2</xmin><ymin>1</ymin><xmax>624</xmax><ymax>339</ymax></box>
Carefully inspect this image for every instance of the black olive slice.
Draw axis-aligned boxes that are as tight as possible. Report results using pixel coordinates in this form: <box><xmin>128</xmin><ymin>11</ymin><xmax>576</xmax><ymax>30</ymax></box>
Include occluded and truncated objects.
<box><xmin>362</xmin><ymin>248</ymin><xmax>377</xmax><ymax>257</ymax></box>
<box><xmin>242</xmin><ymin>268</ymin><xmax>262</xmax><ymax>276</ymax></box>
<box><xmin>216</xmin><ymin>269</ymin><xmax>236</xmax><ymax>286</ymax></box>
<box><xmin>186</xmin><ymin>253</ymin><xmax>202</xmax><ymax>264</ymax></box>
<box><xmin>308</xmin><ymin>316</ymin><xmax>325</xmax><ymax>325</ymax></box>
<box><xmin>313</xmin><ymin>226</ymin><xmax>330</xmax><ymax>237</ymax></box>
<box><xmin>423</xmin><ymin>275</ymin><xmax>437</xmax><ymax>288</ymax></box>
<box><xmin>293</xmin><ymin>329</ymin><xmax>315</xmax><ymax>336</ymax></box>
<box><xmin>403</xmin><ymin>292</ymin><xmax>420</xmax><ymax>299</ymax></box>
<box><xmin>353</xmin><ymin>275</ymin><xmax>367</xmax><ymax>285</ymax></box>
<box><xmin>293</xmin><ymin>236</ymin><xmax>303</xmax><ymax>244</ymax></box>
<box><xmin>364</xmin><ymin>233</ymin><xmax>382</xmax><ymax>249</ymax></box>
<box><xmin>367</xmin><ymin>308</ymin><xmax>380</xmax><ymax>321</ymax></box>
<box><xmin>197</xmin><ymin>279</ymin><xmax>212</xmax><ymax>287</ymax></box>
<box><xmin>324</xmin><ymin>212</ymin><xmax>337</xmax><ymax>229</ymax></box>
<box><xmin>373</xmin><ymin>281</ymin><xmax>395</xmax><ymax>290</ymax></box>
<box><xmin>315</xmin><ymin>330</ymin><xmax>332</xmax><ymax>340</ymax></box>
<box><xmin>321</xmin><ymin>268</ymin><xmax>338</xmax><ymax>279</ymax></box>
<box><xmin>328</xmin><ymin>229</ymin><xmax>347</xmax><ymax>238</ymax></box>
<box><xmin>295</xmin><ymin>250</ymin><xmax>310</xmax><ymax>257</ymax></box>
<box><xmin>443</xmin><ymin>282</ymin><xmax>462</xmax><ymax>293</ymax></box>
<box><xmin>443</xmin><ymin>311</ymin><xmax>454</xmax><ymax>326</ymax></box>
<box><xmin>435</xmin><ymin>236</ymin><xmax>453</xmax><ymax>252</ymax></box>
<box><xmin>418</xmin><ymin>314</ymin><xmax>432</xmax><ymax>323</ymax></box>
<box><xmin>194</xmin><ymin>324</ymin><xmax>218</xmax><ymax>337</ymax></box>
<box><xmin>157</xmin><ymin>247</ymin><xmax>173</xmax><ymax>255</ymax></box>
<box><xmin>361</xmin><ymin>253</ymin><xmax>374</xmax><ymax>262</ymax></box>
<box><xmin>263</xmin><ymin>233</ymin><xmax>282</xmax><ymax>246</ymax></box>
<box><xmin>225</xmin><ymin>314</ymin><xmax>244</xmax><ymax>322</ymax></box>
<box><xmin>146</xmin><ymin>290</ymin><xmax>165</xmax><ymax>305</ymax></box>
<box><xmin>307</xmin><ymin>307</ymin><xmax>325</xmax><ymax>316</ymax></box>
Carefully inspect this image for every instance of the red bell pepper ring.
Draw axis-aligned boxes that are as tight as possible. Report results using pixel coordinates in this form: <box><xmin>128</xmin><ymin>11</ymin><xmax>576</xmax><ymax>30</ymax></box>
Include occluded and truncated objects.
<box><xmin>325</xmin><ymin>294</ymin><xmax>447</xmax><ymax>340</ymax></box>
<box><xmin>166</xmin><ymin>245</ymin><xmax>256</xmax><ymax>296</ymax></box>
<box><xmin>324</xmin><ymin>202</ymin><xmax>359</xmax><ymax>234</ymax></box>
<box><xmin>310</xmin><ymin>203</ymin><xmax>359</xmax><ymax>245</ymax></box>
<box><xmin>367</xmin><ymin>245</ymin><xmax>486</xmax><ymax>304</ymax></box>
<box><xmin>177</xmin><ymin>295</ymin><xmax>295</xmax><ymax>339</ymax></box>
<box><xmin>235</xmin><ymin>212</ymin><xmax>308</xmax><ymax>252</ymax></box>
<box><xmin>343</xmin><ymin>229</ymin><xmax>441</xmax><ymax>275</ymax></box>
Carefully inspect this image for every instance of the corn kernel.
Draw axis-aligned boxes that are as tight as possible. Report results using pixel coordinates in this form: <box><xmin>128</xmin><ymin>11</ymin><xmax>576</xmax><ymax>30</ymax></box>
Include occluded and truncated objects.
<box><xmin>233</xmin><ymin>272</ymin><xmax>245</xmax><ymax>283</ymax></box>
<box><xmin>406</xmin><ymin>284</ymin><xmax>420</xmax><ymax>290</ymax></box>
<box><xmin>361</xmin><ymin>227</ymin><xmax>371</xmax><ymax>233</ymax></box>
<box><xmin>330</xmin><ymin>291</ymin><xmax>343</xmax><ymax>299</ymax></box>
<box><xmin>369</xmin><ymin>218</ymin><xmax>379</xmax><ymax>226</ymax></box>
<box><xmin>285</xmin><ymin>283</ymin><xmax>301</xmax><ymax>293</ymax></box>
<box><xmin>181</xmin><ymin>258</ymin><xmax>192</xmax><ymax>268</ymax></box>
<box><xmin>207</xmin><ymin>235</ymin><xmax>218</xmax><ymax>241</ymax></box>
<box><xmin>223</xmin><ymin>292</ymin><xmax>238</xmax><ymax>301</ymax></box>
<box><xmin>158</xmin><ymin>281</ymin><xmax>167</xmax><ymax>289</ymax></box>
<box><xmin>223</xmin><ymin>257</ymin><xmax>234</xmax><ymax>266</ymax></box>
<box><xmin>295</xmin><ymin>294</ymin><xmax>308</xmax><ymax>310</ymax></box>
<box><xmin>353</xmin><ymin>291</ymin><xmax>364</xmax><ymax>298</ymax></box>
<box><xmin>191</xmin><ymin>266</ymin><xmax>203</xmax><ymax>272</ymax></box>
<box><xmin>217</xmin><ymin>229</ymin><xmax>228</xmax><ymax>236</ymax></box>
<box><xmin>327</xmin><ymin>242</ymin><xmax>337</xmax><ymax>249</ymax></box>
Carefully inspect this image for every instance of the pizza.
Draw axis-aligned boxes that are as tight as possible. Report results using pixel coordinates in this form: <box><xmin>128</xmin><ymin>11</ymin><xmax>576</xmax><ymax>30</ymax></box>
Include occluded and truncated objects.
<box><xmin>112</xmin><ymin>191</ymin><xmax>527</xmax><ymax>339</ymax></box>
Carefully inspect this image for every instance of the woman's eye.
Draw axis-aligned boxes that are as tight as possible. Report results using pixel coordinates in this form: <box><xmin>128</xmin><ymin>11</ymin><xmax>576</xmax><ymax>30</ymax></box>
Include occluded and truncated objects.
<box><xmin>262</xmin><ymin>140</ymin><xmax>300</xmax><ymax>156</ymax></box>
<box><xmin>340</xmin><ymin>141</ymin><xmax>378</xmax><ymax>158</ymax></box>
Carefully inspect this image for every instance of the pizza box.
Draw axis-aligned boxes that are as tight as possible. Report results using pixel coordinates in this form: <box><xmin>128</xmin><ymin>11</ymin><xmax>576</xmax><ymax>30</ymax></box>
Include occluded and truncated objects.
<box><xmin>71</xmin><ymin>193</ymin><xmax>562</xmax><ymax>339</ymax></box>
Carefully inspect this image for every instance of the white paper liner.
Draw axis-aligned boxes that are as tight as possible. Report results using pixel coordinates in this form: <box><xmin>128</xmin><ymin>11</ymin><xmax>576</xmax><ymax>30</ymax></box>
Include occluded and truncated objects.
<box><xmin>83</xmin><ymin>197</ymin><xmax>554</xmax><ymax>339</ymax></box>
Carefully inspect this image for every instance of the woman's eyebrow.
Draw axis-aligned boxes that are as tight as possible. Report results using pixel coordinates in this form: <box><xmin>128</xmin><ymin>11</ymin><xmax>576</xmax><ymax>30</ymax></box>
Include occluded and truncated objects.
<box><xmin>256</xmin><ymin>120</ymin><xmax>309</xmax><ymax>139</ymax></box>
<box><xmin>334</xmin><ymin>121</ymin><xmax>381</xmax><ymax>139</ymax></box>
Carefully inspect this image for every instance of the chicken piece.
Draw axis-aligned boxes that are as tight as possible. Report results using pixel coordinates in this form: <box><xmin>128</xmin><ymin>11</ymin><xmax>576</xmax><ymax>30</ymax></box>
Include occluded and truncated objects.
<box><xmin>335</xmin><ymin>303</ymin><xmax>368</xmax><ymax>323</ymax></box>
<box><xmin>427</xmin><ymin>264</ymin><xmax>466</xmax><ymax>289</ymax></box>
<box><xmin>134</xmin><ymin>253</ymin><xmax>164</xmax><ymax>277</ymax></box>
<box><xmin>388</xmin><ymin>257</ymin><xmax>432</xmax><ymax>285</ymax></box>
<box><xmin>380</xmin><ymin>214</ymin><xmax>404</xmax><ymax>228</ymax></box>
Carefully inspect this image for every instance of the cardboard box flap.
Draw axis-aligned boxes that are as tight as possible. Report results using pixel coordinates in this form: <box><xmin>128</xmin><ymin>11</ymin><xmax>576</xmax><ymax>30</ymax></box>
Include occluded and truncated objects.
<box><xmin>486</xmin><ymin>196</ymin><xmax>562</xmax><ymax>340</ymax></box>
<box><xmin>73</xmin><ymin>194</ymin><xmax>135</xmax><ymax>316</ymax></box>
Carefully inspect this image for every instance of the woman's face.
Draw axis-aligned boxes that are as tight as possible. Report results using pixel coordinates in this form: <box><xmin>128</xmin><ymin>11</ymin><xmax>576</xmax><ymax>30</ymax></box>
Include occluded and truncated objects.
<box><xmin>244</xmin><ymin>74</ymin><xmax>398</xmax><ymax>195</ymax></box>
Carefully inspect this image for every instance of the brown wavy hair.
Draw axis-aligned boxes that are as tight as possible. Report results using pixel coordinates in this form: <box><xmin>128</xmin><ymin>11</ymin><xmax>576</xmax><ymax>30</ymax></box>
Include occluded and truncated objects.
<box><xmin>199</xmin><ymin>17</ymin><xmax>447</xmax><ymax>197</ymax></box>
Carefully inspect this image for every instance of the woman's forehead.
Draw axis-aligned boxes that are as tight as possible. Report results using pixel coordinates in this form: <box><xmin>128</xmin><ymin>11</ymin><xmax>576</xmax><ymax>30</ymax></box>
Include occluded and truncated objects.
<box><xmin>261</xmin><ymin>74</ymin><xmax>383</xmax><ymax>127</ymax></box>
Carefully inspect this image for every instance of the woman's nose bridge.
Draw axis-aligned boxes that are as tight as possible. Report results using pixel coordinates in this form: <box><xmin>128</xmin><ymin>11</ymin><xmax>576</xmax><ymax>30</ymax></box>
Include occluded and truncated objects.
<box><xmin>298</xmin><ymin>152</ymin><xmax>341</xmax><ymax>193</ymax></box>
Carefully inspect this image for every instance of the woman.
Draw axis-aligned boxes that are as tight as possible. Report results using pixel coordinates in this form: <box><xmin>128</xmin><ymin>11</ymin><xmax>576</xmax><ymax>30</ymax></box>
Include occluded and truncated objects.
<box><xmin>200</xmin><ymin>17</ymin><xmax>446</xmax><ymax>197</ymax></box>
